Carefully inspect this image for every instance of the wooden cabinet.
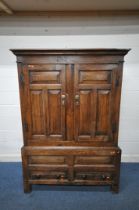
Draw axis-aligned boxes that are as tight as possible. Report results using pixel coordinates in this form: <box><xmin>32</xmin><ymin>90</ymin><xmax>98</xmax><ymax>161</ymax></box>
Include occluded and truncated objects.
<box><xmin>11</xmin><ymin>49</ymin><xmax>129</xmax><ymax>193</ymax></box>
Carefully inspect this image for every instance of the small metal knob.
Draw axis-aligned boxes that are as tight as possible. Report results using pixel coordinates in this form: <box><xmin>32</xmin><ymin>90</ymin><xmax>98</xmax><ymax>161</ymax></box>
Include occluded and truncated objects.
<box><xmin>56</xmin><ymin>175</ymin><xmax>61</xmax><ymax>179</ymax></box>
<box><xmin>82</xmin><ymin>175</ymin><xmax>87</xmax><ymax>180</ymax></box>
<box><xmin>111</xmin><ymin>151</ymin><xmax>116</xmax><ymax>155</ymax></box>
<box><xmin>106</xmin><ymin>176</ymin><xmax>111</xmax><ymax>180</ymax></box>
<box><xmin>60</xmin><ymin>175</ymin><xmax>65</xmax><ymax>179</ymax></box>
<box><xmin>101</xmin><ymin>175</ymin><xmax>106</xmax><ymax>180</ymax></box>
<box><xmin>28</xmin><ymin>65</ymin><xmax>34</xmax><ymax>68</ymax></box>
<box><xmin>36</xmin><ymin>174</ymin><xmax>41</xmax><ymax>179</ymax></box>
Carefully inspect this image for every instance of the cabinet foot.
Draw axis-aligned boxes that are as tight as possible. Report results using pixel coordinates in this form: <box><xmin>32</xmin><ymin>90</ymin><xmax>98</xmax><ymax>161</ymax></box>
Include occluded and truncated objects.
<box><xmin>24</xmin><ymin>181</ymin><xmax>32</xmax><ymax>193</ymax></box>
<box><xmin>111</xmin><ymin>184</ymin><xmax>119</xmax><ymax>193</ymax></box>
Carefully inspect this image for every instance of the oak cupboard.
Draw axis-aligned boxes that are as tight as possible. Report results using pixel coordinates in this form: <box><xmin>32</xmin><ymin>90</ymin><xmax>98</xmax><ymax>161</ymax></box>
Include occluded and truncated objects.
<box><xmin>11</xmin><ymin>49</ymin><xmax>129</xmax><ymax>193</ymax></box>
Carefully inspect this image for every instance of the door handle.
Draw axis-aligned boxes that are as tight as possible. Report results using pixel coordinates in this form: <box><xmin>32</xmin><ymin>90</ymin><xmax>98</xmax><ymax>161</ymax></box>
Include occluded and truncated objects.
<box><xmin>75</xmin><ymin>94</ymin><xmax>80</xmax><ymax>105</ymax></box>
<box><xmin>61</xmin><ymin>94</ymin><xmax>66</xmax><ymax>105</ymax></box>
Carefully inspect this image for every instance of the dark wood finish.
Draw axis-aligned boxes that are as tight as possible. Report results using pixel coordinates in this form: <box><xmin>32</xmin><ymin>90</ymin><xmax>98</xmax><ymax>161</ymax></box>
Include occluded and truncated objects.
<box><xmin>11</xmin><ymin>49</ymin><xmax>129</xmax><ymax>193</ymax></box>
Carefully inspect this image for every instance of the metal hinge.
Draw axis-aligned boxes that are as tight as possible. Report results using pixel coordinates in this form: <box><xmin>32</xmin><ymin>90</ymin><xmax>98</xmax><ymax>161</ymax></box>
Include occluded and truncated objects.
<box><xmin>19</xmin><ymin>72</ymin><xmax>24</xmax><ymax>87</ymax></box>
<box><xmin>23</xmin><ymin>122</ymin><xmax>28</xmax><ymax>132</ymax></box>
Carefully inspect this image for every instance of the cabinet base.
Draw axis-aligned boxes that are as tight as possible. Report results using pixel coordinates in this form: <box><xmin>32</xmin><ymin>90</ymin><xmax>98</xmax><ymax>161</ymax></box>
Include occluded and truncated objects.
<box><xmin>23</xmin><ymin>181</ymin><xmax>32</xmax><ymax>193</ymax></box>
<box><xmin>21</xmin><ymin>146</ymin><xmax>121</xmax><ymax>193</ymax></box>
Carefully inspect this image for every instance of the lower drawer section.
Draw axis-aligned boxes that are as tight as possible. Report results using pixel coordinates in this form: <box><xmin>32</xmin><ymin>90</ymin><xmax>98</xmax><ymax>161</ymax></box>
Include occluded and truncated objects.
<box><xmin>21</xmin><ymin>146</ymin><xmax>121</xmax><ymax>192</ymax></box>
<box><xmin>30</xmin><ymin>170</ymin><xmax>68</xmax><ymax>181</ymax></box>
<box><xmin>74</xmin><ymin>171</ymin><xmax>114</xmax><ymax>182</ymax></box>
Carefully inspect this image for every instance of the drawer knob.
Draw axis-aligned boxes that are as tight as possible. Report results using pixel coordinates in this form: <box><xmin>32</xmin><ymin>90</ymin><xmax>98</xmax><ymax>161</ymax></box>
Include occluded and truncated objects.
<box><xmin>56</xmin><ymin>175</ymin><xmax>61</xmax><ymax>179</ymax></box>
<box><xmin>60</xmin><ymin>175</ymin><xmax>65</xmax><ymax>179</ymax></box>
<box><xmin>82</xmin><ymin>175</ymin><xmax>87</xmax><ymax>180</ymax></box>
<box><xmin>111</xmin><ymin>151</ymin><xmax>116</xmax><ymax>155</ymax></box>
<box><xmin>28</xmin><ymin>65</ymin><xmax>34</xmax><ymax>68</ymax></box>
<box><xmin>101</xmin><ymin>175</ymin><xmax>106</xmax><ymax>180</ymax></box>
<box><xmin>106</xmin><ymin>176</ymin><xmax>110</xmax><ymax>180</ymax></box>
<box><xmin>34</xmin><ymin>175</ymin><xmax>41</xmax><ymax>179</ymax></box>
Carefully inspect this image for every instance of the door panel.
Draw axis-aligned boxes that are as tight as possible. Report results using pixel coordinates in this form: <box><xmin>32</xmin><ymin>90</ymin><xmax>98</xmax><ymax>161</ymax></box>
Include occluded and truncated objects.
<box><xmin>48</xmin><ymin>90</ymin><xmax>63</xmax><ymax>136</ymax></box>
<box><xmin>79</xmin><ymin>70</ymin><xmax>111</xmax><ymax>84</ymax></box>
<box><xmin>26</xmin><ymin>64</ymin><xmax>66</xmax><ymax>141</ymax></box>
<box><xmin>79</xmin><ymin>90</ymin><xmax>92</xmax><ymax>136</ymax></box>
<box><xmin>96</xmin><ymin>90</ymin><xmax>111</xmax><ymax>135</ymax></box>
<box><xmin>30</xmin><ymin>90</ymin><xmax>45</xmax><ymax>135</ymax></box>
<box><xmin>74</xmin><ymin>64</ymin><xmax>115</xmax><ymax>143</ymax></box>
<box><xmin>30</xmin><ymin>70</ymin><xmax>61</xmax><ymax>84</ymax></box>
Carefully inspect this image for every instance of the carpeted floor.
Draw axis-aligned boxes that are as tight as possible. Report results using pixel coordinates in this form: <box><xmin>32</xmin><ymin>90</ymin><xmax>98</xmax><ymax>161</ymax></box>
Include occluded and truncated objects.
<box><xmin>0</xmin><ymin>163</ymin><xmax>139</xmax><ymax>210</ymax></box>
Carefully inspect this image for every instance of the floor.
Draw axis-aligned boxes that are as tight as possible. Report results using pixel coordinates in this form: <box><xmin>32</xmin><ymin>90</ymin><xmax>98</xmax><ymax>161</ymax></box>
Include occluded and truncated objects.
<box><xmin>0</xmin><ymin>163</ymin><xmax>139</xmax><ymax>210</ymax></box>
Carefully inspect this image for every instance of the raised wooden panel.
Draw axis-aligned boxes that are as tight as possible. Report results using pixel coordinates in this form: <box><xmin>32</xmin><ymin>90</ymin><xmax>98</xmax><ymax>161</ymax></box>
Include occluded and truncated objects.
<box><xmin>79</xmin><ymin>90</ymin><xmax>92</xmax><ymax>137</ymax></box>
<box><xmin>30</xmin><ymin>91</ymin><xmax>45</xmax><ymax>135</ymax></box>
<box><xmin>30</xmin><ymin>71</ymin><xmax>61</xmax><ymax>84</ymax></box>
<box><xmin>96</xmin><ymin>90</ymin><xmax>111</xmax><ymax>135</ymax></box>
<box><xmin>48</xmin><ymin>90</ymin><xmax>63</xmax><ymax>136</ymax></box>
<box><xmin>79</xmin><ymin>70</ymin><xmax>111</xmax><ymax>84</ymax></box>
<box><xmin>75</xmin><ymin>156</ymin><xmax>113</xmax><ymax>165</ymax></box>
<box><xmin>29</xmin><ymin>155</ymin><xmax>66</xmax><ymax>164</ymax></box>
<box><xmin>75</xmin><ymin>89</ymin><xmax>112</xmax><ymax>141</ymax></box>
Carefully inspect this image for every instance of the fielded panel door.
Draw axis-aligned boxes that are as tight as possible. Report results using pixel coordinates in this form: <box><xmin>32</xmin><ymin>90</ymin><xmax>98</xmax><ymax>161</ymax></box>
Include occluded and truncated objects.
<box><xmin>74</xmin><ymin>64</ymin><xmax>121</xmax><ymax>145</ymax></box>
<box><xmin>19</xmin><ymin>64</ymin><xmax>66</xmax><ymax>143</ymax></box>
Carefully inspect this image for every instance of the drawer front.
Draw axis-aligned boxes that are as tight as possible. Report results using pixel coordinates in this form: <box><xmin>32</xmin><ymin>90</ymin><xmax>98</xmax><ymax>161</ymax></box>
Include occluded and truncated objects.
<box><xmin>74</xmin><ymin>171</ymin><xmax>114</xmax><ymax>182</ymax></box>
<box><xmin>30</xmin><ymin>169</ymin><xmax>68</xmax><ymax>181</ymax></box>
<box><xmin>28</xmin><ymin>155</ymin><xmax>68</xmax><ymax>182</ymax></box>
<box><xmin>23</xmin><ymin>147</ymin><xmax>121</xmax><ymax>185</ymax></box>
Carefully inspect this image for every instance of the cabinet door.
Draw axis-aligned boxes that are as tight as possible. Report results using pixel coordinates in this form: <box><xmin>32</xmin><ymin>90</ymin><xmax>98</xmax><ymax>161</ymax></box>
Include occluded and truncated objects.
<box><xmin>20</xmin><ymin>64</ymin><xmax>66</xmax><ymax>142</ymax></box>
<box><xmin>74</xmin><ymin>64</ymin><xmax>120</xmax><ymax>144</ymax></box>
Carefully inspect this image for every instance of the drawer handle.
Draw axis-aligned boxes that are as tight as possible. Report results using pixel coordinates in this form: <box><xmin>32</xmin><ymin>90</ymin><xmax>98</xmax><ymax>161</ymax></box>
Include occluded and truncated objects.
<box><xmin>60</xmin><ymin>175</ymin><xmax>65</xmax><ymax>179</ymax></box>
<box><xmin>106</xmin><ymin>176</ymin><xmax>111</xmax><ymax>180</ymax></box>
<box><xmin>101</xmin><ymin>175</ymin><xmax>111</xmax><ymax>181</ymax></box>
<box><xmin>56</xmin><ymin>174</ymin><xmax>65</xmax><ymax>179</ymax></box>
<box><xmin>82</xmin><ymin>175</ymin><xmax>87</xmax><ymax>180</ymax></box>
<box><xmin>101</xmin><ymin>175</ymin><xmax>106</xmax><ymax>180</ymax></box>
<box><xmin>33</xmin><ymin>175</ymin><xmax>41</xmax><ymax>179</ymax></box>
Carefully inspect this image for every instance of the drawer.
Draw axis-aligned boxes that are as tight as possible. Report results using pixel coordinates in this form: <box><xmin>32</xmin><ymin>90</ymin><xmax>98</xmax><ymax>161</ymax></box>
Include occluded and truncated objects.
<box><xmin>74</xmin><ymin>171</ymin><xmax>114</xmax><ymax>182</ymax></box>
<box><xmin>30</xmin><ymin>170</ymin><xmax>68</xmax><ymax>181</ymax></box>
<box><xmin>28</xmin><ymin>154</ymin><xmax>68</xmax><ymax>181</ymax></box>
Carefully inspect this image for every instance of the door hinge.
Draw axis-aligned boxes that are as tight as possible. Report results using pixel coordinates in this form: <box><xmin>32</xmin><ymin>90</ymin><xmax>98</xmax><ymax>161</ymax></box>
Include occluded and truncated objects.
<box><xmin>19</xmin><ymin>72</ymin><xmax>24</xmax><ymax>87</ymax></box>
<box><xmin>112</xmin><ymin>123</ymin><xmax>117</xmax><ymax>133</ymax></box>
<box><xmin>23</xmin><ymin>122</ymin><xmax>28</xmax><ymax>132</ymax></box>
